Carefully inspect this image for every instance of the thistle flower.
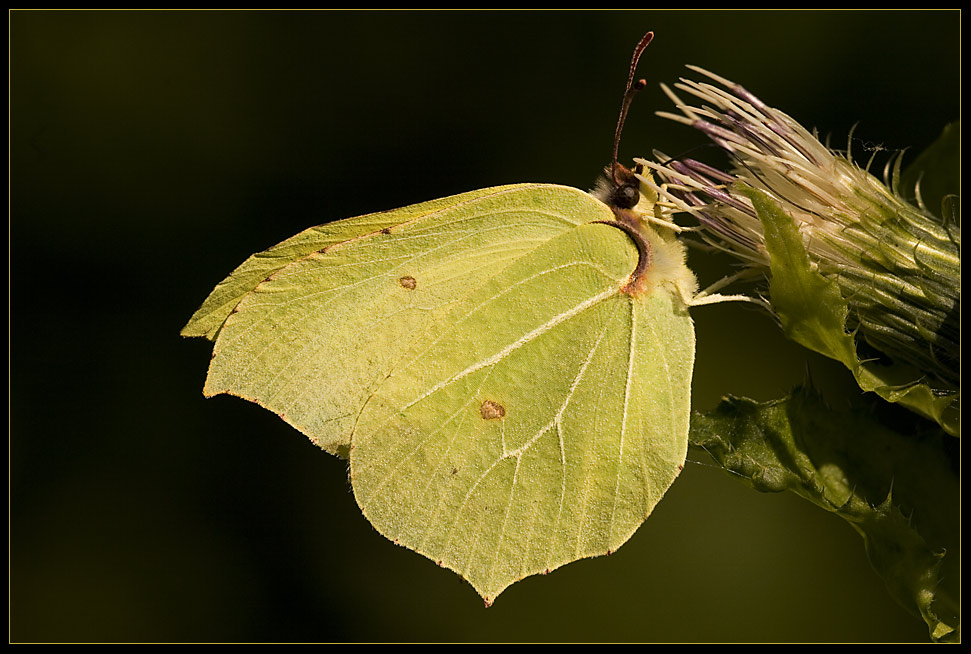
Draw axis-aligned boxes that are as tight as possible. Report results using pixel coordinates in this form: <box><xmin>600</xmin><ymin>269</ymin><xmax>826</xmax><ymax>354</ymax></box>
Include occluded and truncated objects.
<box><xmin>642</xmin><ymin>66</ymin><xmax>960</xmax><ymax>394</ymax></box>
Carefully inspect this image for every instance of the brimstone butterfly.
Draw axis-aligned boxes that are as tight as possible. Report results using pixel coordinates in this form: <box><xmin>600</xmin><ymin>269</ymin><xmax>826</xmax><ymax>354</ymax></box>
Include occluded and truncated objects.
<box><xmin>183</xmin><ymin>32</ymin><xmax>718</xmax><ymax>605</ymax></box>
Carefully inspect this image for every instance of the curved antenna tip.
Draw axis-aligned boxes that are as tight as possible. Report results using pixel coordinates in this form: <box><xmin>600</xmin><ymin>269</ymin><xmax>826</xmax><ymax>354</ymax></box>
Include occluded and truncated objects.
<box><xmin>611</xmin><ymin>32</ymin><xmax>655</xmax><ymax>186</ymax></box>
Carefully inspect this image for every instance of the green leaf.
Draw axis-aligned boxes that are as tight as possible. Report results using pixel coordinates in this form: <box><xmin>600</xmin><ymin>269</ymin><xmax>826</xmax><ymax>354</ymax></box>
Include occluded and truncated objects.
<box><xmin>899</xmin><ymin>121</ymin><xmax>960</xmax><ymax>222</ymax></box>
<box><xmin>185</xmin><ymin>183</ymin><xmax>698</xmax><ymax>604</ymax></box>
<box><xmin>743</xmin><ymin>187</ymin><xmax>959</xmax><ymax>436</ymax></box>
<box><xmin>690</xmin><ymin>388</ymin><xmax>959</xmax><ymax>642</ymax></box>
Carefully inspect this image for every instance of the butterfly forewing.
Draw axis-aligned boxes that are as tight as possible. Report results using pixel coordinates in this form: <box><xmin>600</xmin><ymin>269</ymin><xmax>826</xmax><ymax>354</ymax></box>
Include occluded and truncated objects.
<box><xmin>199</xmin><ymin>185</ymin><xmax>612</xmax><ymax>455</ymax></box>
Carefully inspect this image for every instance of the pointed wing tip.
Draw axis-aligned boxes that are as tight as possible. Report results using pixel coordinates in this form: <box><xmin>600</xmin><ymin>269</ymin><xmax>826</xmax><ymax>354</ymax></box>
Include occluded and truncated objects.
<box><xmin>180</xmin><ymin>320</ymin><xmax>219</xmax><ymax>342</ymax></box>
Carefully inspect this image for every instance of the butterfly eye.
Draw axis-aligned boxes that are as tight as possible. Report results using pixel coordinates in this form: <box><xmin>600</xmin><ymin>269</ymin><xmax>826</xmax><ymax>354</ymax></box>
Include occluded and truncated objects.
<box><xmin>612</xmin><ymin>182</ymin><xmax>640</xmax><ymax>210</ymax></box>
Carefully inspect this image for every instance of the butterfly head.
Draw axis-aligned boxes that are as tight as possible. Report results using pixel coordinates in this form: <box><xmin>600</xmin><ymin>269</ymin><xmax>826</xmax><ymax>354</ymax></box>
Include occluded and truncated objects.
<box><xmin>591</xmin><ymin>160</ymin><xmax>649</xmax><ymax>213</ymax></box>
<box><xmin>590</xmin><ymin>32</ymin><xmax>655</xmax><ymax>216</ymax></box>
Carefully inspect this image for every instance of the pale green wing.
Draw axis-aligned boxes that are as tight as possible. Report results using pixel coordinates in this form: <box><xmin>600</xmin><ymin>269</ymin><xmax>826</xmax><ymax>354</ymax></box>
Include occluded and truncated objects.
<box><xmin>350</xmin><ymin>222</ymin><xmax>694</xmax><ymax>604</ymax></box>
<box><xmin>191</xmin><ymin>184</ymin><xmax>610</xmax><ymax>454</ymax></box>
<box><xmin>182</xmin><ymin>184</ymin><xmax>532</xmax><ymax>341</ymax></box>
<box><xmin>188</xmin><ymin>184</ymin><xmax>695</xmax><ymax>602</ymax></box>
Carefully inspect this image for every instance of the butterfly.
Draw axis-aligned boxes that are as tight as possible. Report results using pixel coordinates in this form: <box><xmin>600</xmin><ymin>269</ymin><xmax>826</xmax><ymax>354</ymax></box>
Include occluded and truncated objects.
<box><xmin>183</xmin><ymin>32</ymin><xmax>727</xmax><ymax>605</ymax></box>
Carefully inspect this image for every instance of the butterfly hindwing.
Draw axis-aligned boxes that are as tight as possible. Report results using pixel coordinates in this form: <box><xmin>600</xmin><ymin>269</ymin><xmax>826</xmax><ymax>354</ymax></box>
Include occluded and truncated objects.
<box><xmin>350</xmin><ymin>221</ymin><xmax>693</xmax><ymax>602</ymax></box>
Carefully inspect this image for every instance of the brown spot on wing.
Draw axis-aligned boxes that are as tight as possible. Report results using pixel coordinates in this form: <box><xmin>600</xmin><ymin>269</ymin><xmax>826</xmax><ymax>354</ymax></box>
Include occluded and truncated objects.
<box><xmin>480</xmin><ymin>400</ymin><xmax>506</xmax><ymax>420</ymax></box>
<box><xmin>398</xmin><ymin>275</ymin><xmax>417</xmax><ymax>290</ymax></box>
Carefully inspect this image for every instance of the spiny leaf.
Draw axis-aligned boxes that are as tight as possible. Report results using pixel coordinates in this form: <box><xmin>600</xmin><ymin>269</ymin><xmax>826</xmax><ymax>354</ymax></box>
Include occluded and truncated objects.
<box><xmin>690</xmin><ymin>388</ymin><xmax>959</xmax><ymax>642</ymax></box>
<box><xmin>899</xmin><ymin>121</ymin><xmax>960</xmax><ymax>222</ymax></box>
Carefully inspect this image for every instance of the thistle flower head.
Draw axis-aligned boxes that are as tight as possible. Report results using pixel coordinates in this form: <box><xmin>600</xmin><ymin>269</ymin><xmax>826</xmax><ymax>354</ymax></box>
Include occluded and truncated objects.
<box><xmin>644</xmin><ymin>66</ymin><xmax>960</xmax><ymax>390</ymax></box>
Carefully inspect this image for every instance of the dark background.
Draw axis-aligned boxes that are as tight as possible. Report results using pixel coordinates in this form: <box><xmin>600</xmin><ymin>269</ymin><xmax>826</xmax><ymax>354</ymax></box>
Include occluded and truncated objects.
<box><xmin>11</xmin><ymin>10</ymin><xmax>959</xmax><ymax>643</ymax></box>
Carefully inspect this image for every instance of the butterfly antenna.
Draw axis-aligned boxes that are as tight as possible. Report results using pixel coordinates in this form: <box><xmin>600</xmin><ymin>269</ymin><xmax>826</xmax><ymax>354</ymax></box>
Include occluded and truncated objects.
<box><xmin>611</xmin><ymin>31</ymin><xmax>653</xmax><ymax>188</ymax></box>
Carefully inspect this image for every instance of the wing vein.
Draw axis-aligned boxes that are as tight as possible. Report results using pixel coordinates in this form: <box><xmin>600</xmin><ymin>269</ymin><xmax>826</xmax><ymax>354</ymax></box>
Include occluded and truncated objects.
<box><xmin>404</xmin><ymin>285</ymin><xmax>618</xmax><ymax>412</ymax></box>
<box><xmin>608</xmin><ymin>299</ymin><xmax>637</xmax><ymax>546</ymax></box>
